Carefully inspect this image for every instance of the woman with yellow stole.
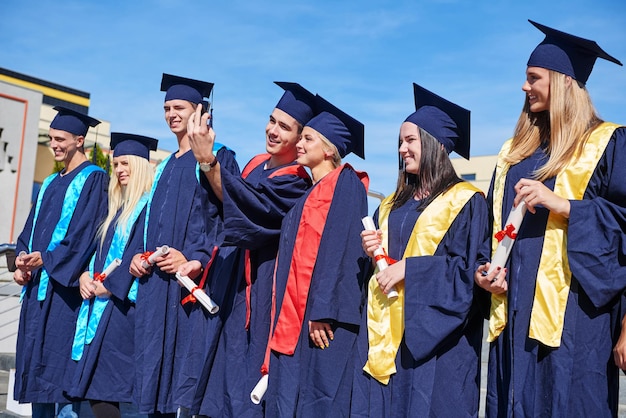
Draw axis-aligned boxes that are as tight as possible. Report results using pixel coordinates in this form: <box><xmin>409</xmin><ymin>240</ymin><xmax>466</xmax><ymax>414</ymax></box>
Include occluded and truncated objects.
<box><xmin>351</xmin><ymin>83</ymin><xmax>489</xmax><ymax>417</ymax></box>
<box><xmin>474</xmin><ymin>20</ymin><xmax>626</xmax><ymax>417</ymax></box>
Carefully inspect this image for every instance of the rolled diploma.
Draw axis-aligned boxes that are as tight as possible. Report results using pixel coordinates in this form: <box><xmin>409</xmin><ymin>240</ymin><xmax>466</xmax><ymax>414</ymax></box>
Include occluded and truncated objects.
<box><xmin>18</xmin><ymin>251</ymin><xmax>27</xmax><ymax>258</ymax></box>
<box><xmin>487</xmin><ymin>201</ymin><xmax>527</xmax><ymax>275</ymax></box>
<box><xmin>250</xmin><ymin>374</ymin><xmax>268</xmax><ymax>404</ymax></box>
<box><xmin>95</xmin><ymin>258</ymin><xmax>122</xmax><ymax>282</ymax></box>
<box><xmin>175</xmin><ymin>272</ymin><xmax>219</xmax><ymax>314</ymax></box>
<box><xmin>141</xmin><ymin>245</ymin><xmax>170</xmax><ymax>268</ymax></box>
<box><xmin>361</xmin><ymin>216</ymin><xmax>398</xmax><ymax>299</ymax></box>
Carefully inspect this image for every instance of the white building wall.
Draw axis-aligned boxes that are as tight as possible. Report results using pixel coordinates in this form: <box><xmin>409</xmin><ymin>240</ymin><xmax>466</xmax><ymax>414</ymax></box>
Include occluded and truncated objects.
<box><xmin>0</xmin><ymin>81</ymin><xmax>42</xmax><ymax>243</ymax></box>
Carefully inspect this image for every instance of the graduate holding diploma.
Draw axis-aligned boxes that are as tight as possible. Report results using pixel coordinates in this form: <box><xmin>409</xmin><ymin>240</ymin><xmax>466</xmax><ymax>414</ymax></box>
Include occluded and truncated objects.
<box><xmin>351</xmin><ymin>84</ymin><xmax>489</xmax><ymax>417</ymax></box>
<box><xmin>187</xmin><ymin>82</ymin><xmax>315</xmax><ymax>418</ymax></box>
<box><xmin>129</xmin><ymin>73</ymin><xmax>239</xmax><ymax>418</ymax></box>
<box><xmin>66</xmin><ymin>133</ymin><xmax>157</xmax><ymax>418</ymax></box>
<box><xmin>474</xmin><ymin>20</ymin><xmax>626</xmax><ymax>417</ymax></box>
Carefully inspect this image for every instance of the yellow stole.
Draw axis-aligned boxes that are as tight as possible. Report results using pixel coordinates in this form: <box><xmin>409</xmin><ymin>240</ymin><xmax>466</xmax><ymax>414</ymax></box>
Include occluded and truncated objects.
<box><xmin>363</xmin><ymin>181</ymin><xmax>482</xmax><ymax>384</ymax></box>
<box><xmin>488</xmin><ymin>122</ymin><xmax>619</xmax><ymax>346</ymax></box>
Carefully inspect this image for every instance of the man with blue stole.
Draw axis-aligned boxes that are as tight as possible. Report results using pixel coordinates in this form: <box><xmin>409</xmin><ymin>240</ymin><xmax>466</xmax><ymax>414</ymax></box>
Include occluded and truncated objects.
<box><xmin>129</xmin><ymin>73</ymin><xmax>239</xmax><ymax>418</ymax></box>
<box><xmin>186</xmin><ymin>82</ymin><xmax>315</xmax><ymax>417</ymax></box>
<box><xmin>13</xmin><ymin>106</ymin><xmax>109</xmax><ymax>418</ymax></box>
<box><xmin>66</xmin><ymin>133</ymin><xmax>158</xmax><ymax>418</ymax></box>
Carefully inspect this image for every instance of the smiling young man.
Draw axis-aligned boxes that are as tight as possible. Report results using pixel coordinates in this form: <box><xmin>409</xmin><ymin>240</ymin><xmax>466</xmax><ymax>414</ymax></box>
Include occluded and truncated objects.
<box><xmin>13</xmin><ymin>106</ymin><xmax>108</xmax><ymax>418</ymax></box>
<box><xmin>128</xmin><ymin>73</ymin><xmax>239</xmax><ymax>418</ymax></box>
<box><xmin>186</xmin><ymin>82</ymin><xmax>316</xmax><ymax>417</ymax></box>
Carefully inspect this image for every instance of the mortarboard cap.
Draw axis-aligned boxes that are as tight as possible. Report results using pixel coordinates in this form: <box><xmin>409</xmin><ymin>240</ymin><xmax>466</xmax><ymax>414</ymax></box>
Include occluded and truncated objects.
<box><xmin>404</xmin><ymin>83</ymin><xmax>470</xmax><ymax>160</ymax></box>
<box><xmin>161</xmin><ymin>73</ymin><xmax>214</xmax><ymax>105</ymax></box>
<box><xmin>110</xmin><ymin>132</ymin><xmax>159</xmax><ymax>161</ymax></box>
<box><xmin>274</xmin><ymin>82</ymin><xmax>317</xmax><ymax>126</ymax></box>
<box><xmin>306</xmin><ymin>94</ymin><xmax>365</xmax><ymax>159</ymax></box>
<box><xmin>49</xmin><ymin>106</ymin><xmax>101</xmax><ymax>137</ymax></box>
<box><xmin>527</xmin><ymin>19</ymin><xmax>622</xmax><ymax>85</ymax></box>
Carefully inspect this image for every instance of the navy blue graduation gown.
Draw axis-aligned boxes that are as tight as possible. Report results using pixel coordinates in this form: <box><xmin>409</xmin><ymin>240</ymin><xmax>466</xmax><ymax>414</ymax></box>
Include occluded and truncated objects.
<box><xmin>265</xmin><ymin>166</ymin><xmax>369</xmax><ymax>418</ymax></box>
<box><xmin>173</xmin><ymin>153</ymin><xmax>244</xmax><ymax>413</ymax></box>
<box><xmin>486</xmin><ymin>127</ymin><xmax>626</xmax><ymax>418</ymax></box>
<box><xmin>64</xmin><ymin>207</ymin><xmax>144</xmax><ymax>402</ymax></box>
<box><xmin>351</xmin><ymin>191</ymin><xmax>489</xmax><ymax>418</ymax></box>
<box><xmin>196</xmin><ymin>156</ymin><xmax>310</xmax><ymax>418</ymax></box>
<box><xmin>133</xmin><ymin>148</ymin><xmax>237</xmax><ymax>415</ymax></box>
<box><xmin>14</xmin><ymin>161</ymin><xmax>108</xmax><ymax>403</ymax></box>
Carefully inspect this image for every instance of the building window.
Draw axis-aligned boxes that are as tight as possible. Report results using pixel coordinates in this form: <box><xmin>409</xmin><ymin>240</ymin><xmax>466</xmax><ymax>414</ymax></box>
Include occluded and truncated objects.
<box><xmin>461</xmin><ymin>173</ymin><xmax>476</xmax><ymax>181</ymax></box>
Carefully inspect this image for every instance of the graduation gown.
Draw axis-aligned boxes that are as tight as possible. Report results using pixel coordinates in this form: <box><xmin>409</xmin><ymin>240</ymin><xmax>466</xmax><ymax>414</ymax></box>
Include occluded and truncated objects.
<box><xmin>486</xmin><ymin>127</ymin><xmax>626</xmax><ymax>418</ymax></box>
<box><xmin>351</xmin><ymin>190</ymin><xmax>489</xmax><ymax>418</ymax></box>
<box><xmin>65</xmin><ymin>207</ymin><xmax>144</xmax><ymax>402</ymax></box>
<box><xmin>265</xmin><ymin>165</ymin><xmax>369</xmax><ymax>418</ymax></box>
<box><xmin>14</xmin><ymin>161</ymin><xmax>108</xmax><ymax>403</ymax></box>
<box><xmin>174</xmin><ymin>164</ymin><xmax>245</xmax><ymax>413</ymax></box>
<box><xmin>133</xmin><ymin>147</ymin><xmax>238</xmax><ymax>415</ymax></box>
<box><xmin>196</xmin><ymin>155</ymin><xmax>311</xmax><ymax>418</ymax></box>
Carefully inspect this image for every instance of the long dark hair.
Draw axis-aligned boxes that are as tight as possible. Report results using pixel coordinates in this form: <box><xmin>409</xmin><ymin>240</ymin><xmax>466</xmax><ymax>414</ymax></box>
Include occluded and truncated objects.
<box><xmin>391</xmin><ymin>127</ymin><xmax>461</xmax><ymax>211</ymax></box>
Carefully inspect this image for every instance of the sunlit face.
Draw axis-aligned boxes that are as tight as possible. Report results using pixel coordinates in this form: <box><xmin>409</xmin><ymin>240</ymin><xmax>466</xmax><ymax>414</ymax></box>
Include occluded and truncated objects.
<box><xmin>399</xmin><ymin>122</ymin><xmax>421</xmax><ymax>175</ymax></box>
<box><xmin>112</xmin><ymin>155</ymin><xmax>131</xmax><ymax>186</ymax></box>
<box><xmin>265</xmin><ymin>108</ymin><xmax>301</xmax><ymax>159</ymax></box>
<box><xmin>48</xmin><ymin>128</ymin><xmax>83</xmax><ymax>164</ymax></box>
<box><xmin>522</xmin><ymin>66</ymin><xmax>551</xmax><ymax>113</ymax></box>
<box><xmin>164</xmin><ymin>99</ymin><xmax>196</xmax><ymax>135</ymax></box>
<box><xmin>296</xmin><ymin>127</ymin><xmax>328</xmax><ymax>169</ymax></box>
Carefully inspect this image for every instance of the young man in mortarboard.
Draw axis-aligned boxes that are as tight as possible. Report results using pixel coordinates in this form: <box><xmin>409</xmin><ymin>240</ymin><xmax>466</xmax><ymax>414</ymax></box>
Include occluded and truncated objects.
<box><xmin>13</xmin><ymin>106</ymin><xmax>109</xmax><ymax>418</ymax></box>
<box><xmin>128</xmin><ymin>74</ymin><xmax>239</xmax><ymax>418</ymax></box>
<box><xmin>185</xmin><ymin>82</ymin><xmax>315</xmax><ymax>417</ymax></box>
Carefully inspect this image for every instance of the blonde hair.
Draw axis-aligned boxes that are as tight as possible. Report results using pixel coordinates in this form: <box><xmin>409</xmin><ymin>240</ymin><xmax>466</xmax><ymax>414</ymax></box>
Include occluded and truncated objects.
<box><xmin>98</xmin><ymin>155</ymin><xmax>155</xmax><ymax>249</ymax></box>
<box><xmin>504</xmin><ymin>70</ymin><xmax>602</xmax><ymax>181</ymax></box>
<box><xmin>317</xmin><ymin>133</ymin><xmax>342</xmax><ymax>168</ymax></box>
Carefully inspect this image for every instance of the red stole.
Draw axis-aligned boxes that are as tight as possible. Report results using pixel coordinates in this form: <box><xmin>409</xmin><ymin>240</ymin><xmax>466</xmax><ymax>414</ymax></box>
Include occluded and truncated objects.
<box><xmin>268</xmin><ymin>164</ymin><xmax>368</xmax><ymax>355</ymax></box>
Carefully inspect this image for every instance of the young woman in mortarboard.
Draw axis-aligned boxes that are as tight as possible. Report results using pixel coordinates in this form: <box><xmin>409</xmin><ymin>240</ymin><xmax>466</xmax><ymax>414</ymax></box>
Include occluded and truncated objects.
<box><xmin>63</xmin><ymin>133</ymin><xmax>156</xmax><ymax>418</ymax></box>
<box><xmin>351</xmin><ymin>83</ymin><xmax>489</xmax><ymax>417</ymax></box>
<box><xmin>474</xmin><ymin>20</ymin><xmax>626</xmax><ymax>417</ymax></box>
<box><xmin>260</xmin><ymin>94</ymin><xmax>370</xmax><ymax>417</ymax></box>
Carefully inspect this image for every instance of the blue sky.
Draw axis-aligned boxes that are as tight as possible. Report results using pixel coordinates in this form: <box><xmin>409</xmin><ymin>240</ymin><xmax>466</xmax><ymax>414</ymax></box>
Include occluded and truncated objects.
<box><xmin>2</xmin><ymin>0</ymin><xmax>626</xmax><ymax>201</ymax></box>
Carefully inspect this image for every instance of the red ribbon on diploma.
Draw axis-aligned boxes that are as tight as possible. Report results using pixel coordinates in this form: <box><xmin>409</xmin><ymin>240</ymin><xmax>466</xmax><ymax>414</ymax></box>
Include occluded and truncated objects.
<box><xmin>140</xmin><ymin>251</ymin><xmax>152</xmax><ymax>264</ymax></box>
<box><xmin>374</xmin><ymin>250</ymin><xmax>397</xmax><ymax>266</ymax></box>
<box><xmin>495</xmin><ymin>223</ymin><xmax>518</xmax><ymax>242</ymax></box>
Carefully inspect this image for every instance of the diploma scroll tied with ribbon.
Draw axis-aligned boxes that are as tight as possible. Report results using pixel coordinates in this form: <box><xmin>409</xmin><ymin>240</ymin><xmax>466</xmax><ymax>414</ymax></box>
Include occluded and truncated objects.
<box><xmin>94</xmin><ymin>258</ymin><xmax>122</xmax><ymax>282</ymax></box>
<box><xmin>141</xmin><ymin>245</ymin><xmax>170</xmax><ymax>269</ymax></box>
<box><xmin>175</xmin><ymin>272</ymin><xmax>219</xmax><ymax>314</ymax></box>
<box><xmin>488</xmin><ymin>201</ymin><xmax>527</xmax><ymax>276</ymax></box>
<box><xmin>361</xmin><ymin>216</ymin><xmax>399</xmax><ymax>299</ymax></box>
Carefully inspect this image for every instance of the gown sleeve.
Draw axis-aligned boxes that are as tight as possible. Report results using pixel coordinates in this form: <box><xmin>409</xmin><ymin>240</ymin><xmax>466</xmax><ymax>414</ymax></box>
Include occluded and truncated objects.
<box><xmin>185</xmin><ymin>147</ymin><xmax>239</xmax><ymax>264</ymax></box>
<box><xmin>403</xmin><ymin>193</ymin><xmax>490</xmax><ymax>361</ymax></box>
<box><xmin>305</xmin><ymin>169</ymin><xmax>369</xmax><ymax>327</ymax></box>
<box><xmin>221</xmin><ymin>166</ymin><xmax>310</xmax><ymax>249</ymax></box>
<box><xmin>568</xmin><ymin>127</ymin><xmax>626</xmax><ymax>308</ymax></box>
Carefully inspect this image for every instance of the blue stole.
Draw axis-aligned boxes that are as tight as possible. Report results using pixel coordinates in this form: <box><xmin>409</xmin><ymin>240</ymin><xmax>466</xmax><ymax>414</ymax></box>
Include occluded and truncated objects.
<box><xmin>71</xmin><ymin>193</ymin><xmax>149</xmax><ymax>361</ymax></box>
<box><xmin>23</xmin><ymin>164</ymin><xmax>104</xmax><ymax>302</ymax></box>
